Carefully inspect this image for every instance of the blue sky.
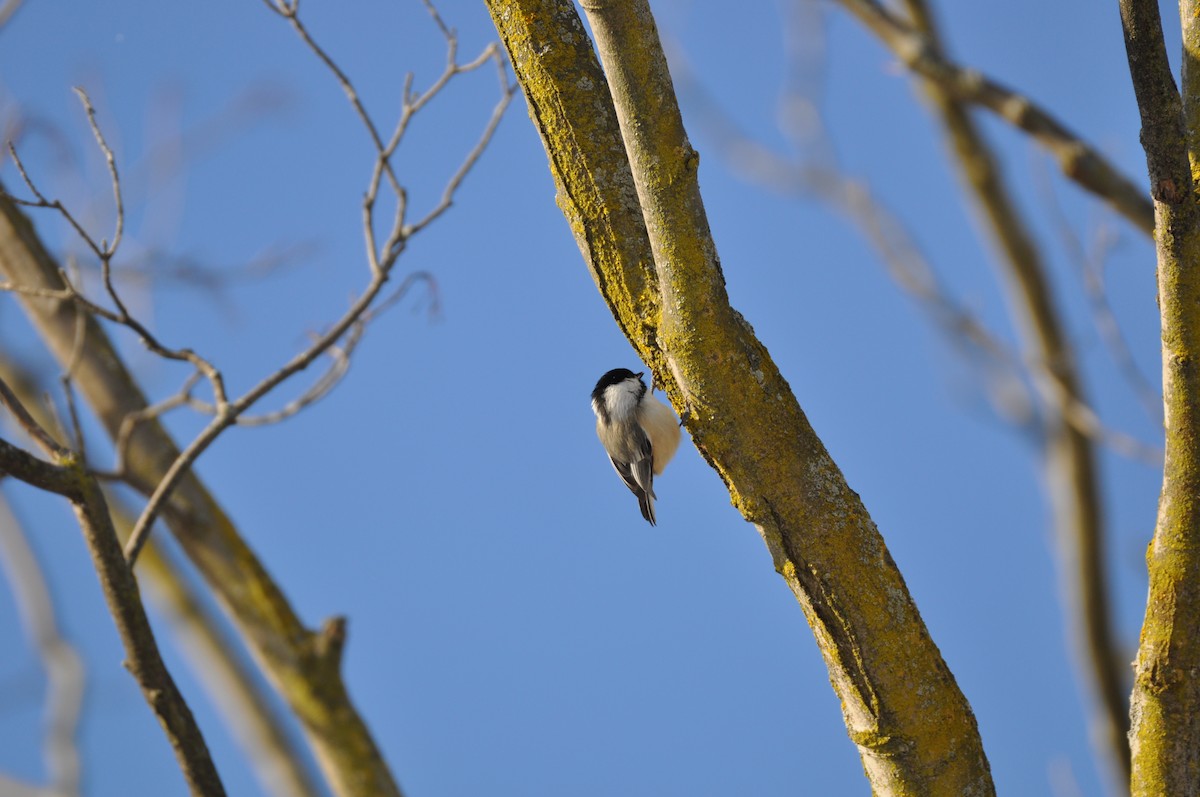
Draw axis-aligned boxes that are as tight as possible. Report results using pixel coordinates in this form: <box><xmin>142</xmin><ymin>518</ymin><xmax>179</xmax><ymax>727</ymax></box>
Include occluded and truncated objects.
<box><xmin>0</xmin><ymin>0</ymin><xmax>1167</xmax><ymax>795</ymax></box>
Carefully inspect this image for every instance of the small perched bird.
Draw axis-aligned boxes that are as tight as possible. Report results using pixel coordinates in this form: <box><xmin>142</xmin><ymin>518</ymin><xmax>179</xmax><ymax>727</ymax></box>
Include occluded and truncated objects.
<box><xmin>591</xmin><ymin>368</ymin><xmax>682</xmax><ymax>525</ymax></box>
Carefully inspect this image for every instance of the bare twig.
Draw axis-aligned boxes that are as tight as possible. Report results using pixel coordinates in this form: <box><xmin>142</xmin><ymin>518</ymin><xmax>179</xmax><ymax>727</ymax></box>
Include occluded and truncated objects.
<box><xmin>1036</xmin><ymin>163</ymin><xmax>1164</xmax><ymax>427</ymax></box>
<box><xmin>122</xmin><ymin>2</ymin><xmax>513</xmax><ymax>567</ymax></box>
<box><xmin>404</xmin><ymin>50</ymin><xmax>517</xmax><ymax>237</ymax></box>
<box><xmin>0</xmin><ymin>355</ymin><xmax>322</xmax><ymax>797</ymax></box>
<box><xmin>0</xmin><ymin>376</ymin><xmax>67</xmax><ymax>458</ymax></box>
<box><xmin>1</xmin><ymin>2</ymin><xmax>510</xmax><ymax>793</ymax></box>
<box><xmin>890</xmin><ymin>0</ymin><xmax>1130</xmax><ymax>785</ymax></box>
<box><xmin>0</xmin><ymin>378</ymin><xmax>226</xmax><ymax>797</ymax></box>
<box><xmin>833</xmin><ymin>0</ymin><xmax>1155</xmax><ymax>237</ymax></box>
<box><xmin>94</xmin><ymin>372</ymin><xmax>203</xmax><ymax>482</ymax></box>
<box><xmin>5</xmin><ymin>135</ymin><xmax>230</xmax><ymax>412</ymax></box>
<box><xmin>70</xmin><ymin>89</ymin><xmax>123</xmax><ymax>259</ymax></box>
<box><xmin>0</xmin><ymin>493</ymin><xmax>84</xmax><ymax>797</ymax></box>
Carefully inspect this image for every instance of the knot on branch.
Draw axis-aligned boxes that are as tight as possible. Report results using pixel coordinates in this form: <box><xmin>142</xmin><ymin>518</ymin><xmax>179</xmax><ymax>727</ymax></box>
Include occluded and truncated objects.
<box><xmin>312</xmin><ymin>615</ymin><xmax>348</xmax><ymax>670</ymax></box>
<box><xmin>1152</xmin><ymin>177</ymin><xmax>1186</xmax><ymax>204</ymax></box>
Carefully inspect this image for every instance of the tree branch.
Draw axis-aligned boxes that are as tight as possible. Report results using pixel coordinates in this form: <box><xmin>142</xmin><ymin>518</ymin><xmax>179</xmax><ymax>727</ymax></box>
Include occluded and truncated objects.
<box><xmin>0</xmin><ymin>381</ymin><xmax>225</xmax><ymax>796</ymax></box>
<box><xmin>0</xmin><ymin>355</ymin><xmax>324</xmax><ymax>797</ymax></box>
<box><xmin>0</xmin><ymin>1</ymin><xmax>510</xmax><ymax>792</ymax></box>
<box><xmin>834</xmin><ymin>0</ymin><xmax>1154</xmax><ymax>237</ymax></box>
<box><xmin>1120</xmin><ymin>0</ymin><xmax>1200</xmax><ymax>794</ymax></box>
<box><xmin>488</xmin><ymin>0</ymin><xmax>995</xmax><ymax>792</ymax></box>
<box><xmin>0</xmin><ymin>186</ymin><xmax>397</xmax><ymax>797</ymax></box>
<box><xmin>885</xmin><ymin>0</ymin><xmax>1129</xmax><ymax>786</ymax></box>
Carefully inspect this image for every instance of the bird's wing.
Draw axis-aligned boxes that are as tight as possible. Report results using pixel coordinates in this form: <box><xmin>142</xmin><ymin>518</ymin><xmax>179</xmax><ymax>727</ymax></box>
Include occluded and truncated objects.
<box><xmin>608</xmin><ymin>455</ymin><xmax>643</xmax><ymax>497</ymax></box>
<box><xmin>608</xmin><ymin>432</ymin><xmax>657</xmax><ymax>525</ymax></box>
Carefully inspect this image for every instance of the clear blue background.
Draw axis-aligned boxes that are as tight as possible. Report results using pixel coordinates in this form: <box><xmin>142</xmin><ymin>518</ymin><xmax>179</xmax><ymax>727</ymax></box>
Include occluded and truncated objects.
<box><xmin>0</xmin><ymin>1</ymin><xmax>1167</xmax><ymax>795</ymax></box>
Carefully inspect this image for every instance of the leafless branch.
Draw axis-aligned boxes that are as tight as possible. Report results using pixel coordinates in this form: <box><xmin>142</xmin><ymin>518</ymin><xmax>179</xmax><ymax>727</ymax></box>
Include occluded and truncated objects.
<box><xmin>1</xmin><ymin>3</ymin><xmax>510</xmax><ymax>791</ymax></box>
<box><xmin>0</xmin><ymin>354</ymin><xmax>322</xmax><ymax>797</ymax></box>
<box><xmin>832</xmin><ymin>0</ymin><xmax>1155</xmax><ymax>237</ymax></box>
<box><xmin>93</xmin><ymin>372</ymin><xmax>202</xmax><ymax>482</ymax></box>
<box><xmin>120</xmin><ymin>1</ymin><xmax>514</xmax><ymax>566</ymax></box>
<box><xmin>5</xmin><ymin>134</ymin><xmax>230</xmax><ymax>412</ymax></box>
<box><xmin>405</xmin><ymin>50</ymin><xmax>517</xmax><ymax>237</ymax></box>
<box><xmin>70</xmin><ymin>89</ymin><xmax>123</xmax><ymax>259</ymax></box>
<box><xmin>109</xmin><ymin>505</ymin><xmax>326</xmax><ymax>797</ymax></box>
<box><xmin>889</xmin><ymin>0</ymin><xmax>1130</xmax><ymax>785</ymax></box>
<box><xmin>1036</xmin><ymin>163</ymin><xmax>1164</xmax><ymax>428</ymax></box>
<box><xmin>0</xmin><ymin>376</ymin><xmax>68</xmax><ymax>459</ymax></box>
<box><xmin>0</xmin><ymin>377</ymin><xmax>226</xmax><ymax>796</ymax></box>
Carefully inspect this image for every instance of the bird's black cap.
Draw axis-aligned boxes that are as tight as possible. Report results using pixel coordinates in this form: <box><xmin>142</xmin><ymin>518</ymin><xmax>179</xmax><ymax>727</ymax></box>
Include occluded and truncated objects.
<box><xmin>591</xmin><ymin>368</ymin><xmax>643</xmax><ymax>403</ymax></box>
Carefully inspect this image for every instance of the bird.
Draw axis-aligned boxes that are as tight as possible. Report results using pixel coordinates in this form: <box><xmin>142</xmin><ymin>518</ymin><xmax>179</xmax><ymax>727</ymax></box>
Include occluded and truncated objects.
<box><xmin>591</xmin><ymin>368</ymin><xmax>682</xmax><ymax>525</ymax></box>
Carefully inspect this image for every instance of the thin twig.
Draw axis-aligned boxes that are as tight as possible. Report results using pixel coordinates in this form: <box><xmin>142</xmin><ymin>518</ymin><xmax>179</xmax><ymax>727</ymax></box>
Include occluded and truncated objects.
<box><xmin>0</xmin><ymin>380</ymin><xmax>226</xmax><ymax>796</ymax></box>
<box><xmin>4</xmin><ymin>140</ymin><xmax>230</xmax><ymax>411</ymax></box>
<box><xmin>833</xmin><ymin>0</ymin><xmax>1155</xmax><ymax>237</ymax></box>
<box><xmin>1036</xmin><ymin>162</ymin><xmax>1164</xmax><ymax>427</ymax></box>
<box><xmin>891</xmin><ymin>0</ymin><xmax>1130</xmax><ymax>785</ymax></box>
<box><xmin>0</xmin><ymin>377</ymin><xmax>67</xmax><ymax>458</ymax></box>
<box><xmin>70</xmin><ymin>89</ymin><xmax>123</xmax><ymax>258</ymax></box>
<box><xmin>122</xmin><ymin>2</ymin><xmax>513</xmax><ymax>566</ymax></box>
<box><xmin>405</xmin><ymin>50</ymin><xmax>517</xmax><ymax>237</ymax></box>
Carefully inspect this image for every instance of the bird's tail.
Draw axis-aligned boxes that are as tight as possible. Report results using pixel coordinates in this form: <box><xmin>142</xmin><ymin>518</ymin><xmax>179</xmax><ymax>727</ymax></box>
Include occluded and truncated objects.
<box><xmin>638</xmin><ymin>490</ymin><xmax>657</xmax><ymax>526</ymax></box>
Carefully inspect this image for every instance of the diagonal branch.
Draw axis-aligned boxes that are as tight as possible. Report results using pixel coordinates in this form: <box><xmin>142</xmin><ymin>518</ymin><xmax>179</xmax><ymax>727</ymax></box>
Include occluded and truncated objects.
<box><xmin>0</xmin><ymin>3</ymin><xmax>511</xmax><ymax>795</ymax></box>
<box><xmin>0</xmin><ymin>355</ymin><xmax>324</xmax><ymax>797</ymax></box>
<box><xmin>0</xmin><ymin>185</ymin><xmax>398</xmax><ymax>797</ymax></box>
<box><xmin>0</xmin><ymin>381</ymin><xmax>225</xmax><ymax>797</ymax></box>
<box><xmin>834</xmin><ymin>0</ymin><xmax>1154</xmax><ymax>237</ymax></box>
<box><xmin>488</xmin><ymin>0</ymin><xmax>995</xmax><ymax>793</ymax></box>
<box><xmin>888</xmin><ymin>0</ymin><xmax>1129</xmax><ymax>786</ymax></box>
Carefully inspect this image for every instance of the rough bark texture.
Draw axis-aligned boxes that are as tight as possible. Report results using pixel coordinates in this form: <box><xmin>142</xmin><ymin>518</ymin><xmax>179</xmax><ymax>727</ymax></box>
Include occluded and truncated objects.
<box><xmin>1121</xmin><ymin>0</ymin><xmax>1200</xmax><ymax>794</ymax></box>
<box><xmin>486</xmin><ymin>0</ymin><xmax>995</xmax><ymax>793</ymax></box>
